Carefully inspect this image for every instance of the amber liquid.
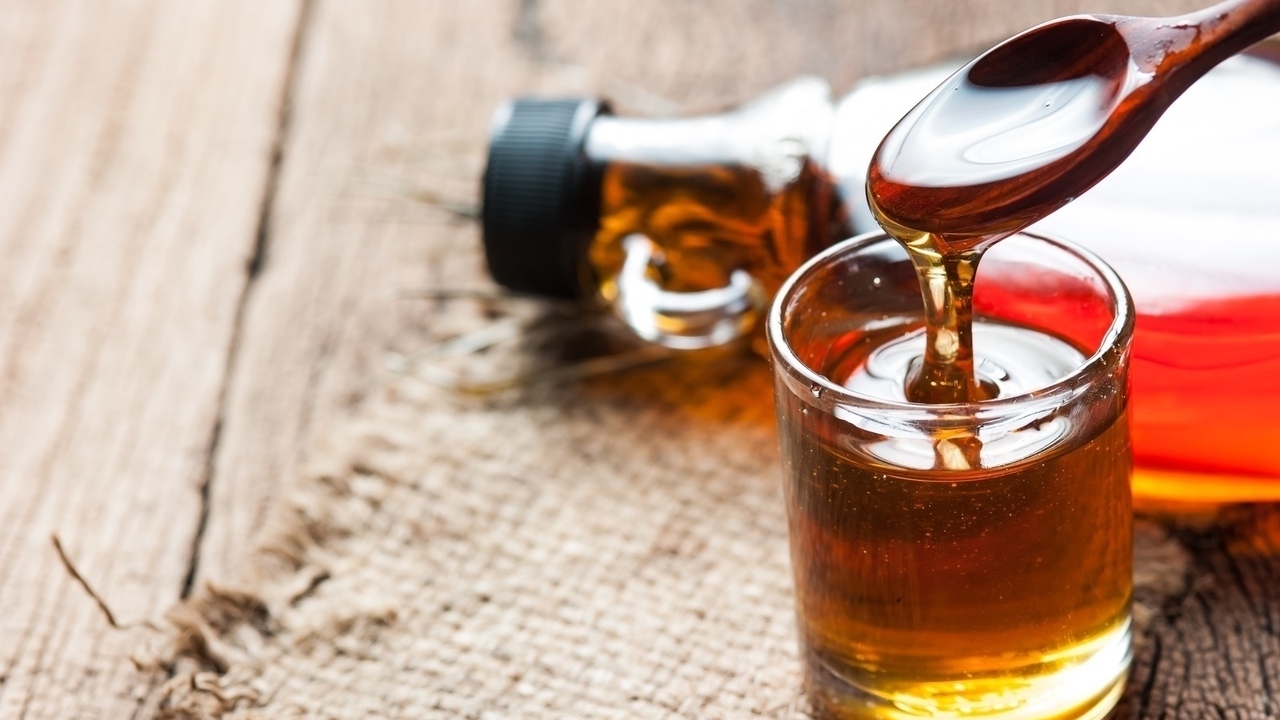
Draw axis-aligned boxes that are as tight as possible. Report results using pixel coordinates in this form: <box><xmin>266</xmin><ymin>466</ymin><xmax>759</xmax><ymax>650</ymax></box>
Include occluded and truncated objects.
<box><xmin>897</xmin><ymin>242</ymin><xmax>992</xmax><ymax>406</ymax></box>
<box><xmin>1129</xmin><ymin>293</ymin><xmax>1280</xmax><ymax>497</ymax></box>
<box><xmin>780</xmin><ymin>318</ymin><xmax>1133</xmax><ymax>718</ymax></box>
<box><xmin>821</xmin><ymin>22</ymin><xmax>1140</xmax><ymax>716</ymax></box>
<box><xmin>590</xmin><ymin>159</ymin><xmax>842</xmax><ymax>302</ymax></box>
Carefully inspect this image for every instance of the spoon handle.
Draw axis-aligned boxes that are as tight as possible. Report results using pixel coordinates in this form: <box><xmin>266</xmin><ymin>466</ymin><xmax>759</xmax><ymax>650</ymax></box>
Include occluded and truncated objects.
<box><xmin>1186</xmin><ymin>0</ymin><xmax>1280</xmax><ymax>59</ymax></box>
<box><xmin>1122</xmin><ymin>0</ymin><xmax>1280</xmax><ymax>82</ymax></box>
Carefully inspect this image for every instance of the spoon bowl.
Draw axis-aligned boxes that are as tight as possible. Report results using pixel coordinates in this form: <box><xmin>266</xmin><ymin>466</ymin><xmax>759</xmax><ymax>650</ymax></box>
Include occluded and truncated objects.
<box><xmin>868</xmin><ymin>0</ymin><xmax>1280</xmax><ymax>251</ymax></box>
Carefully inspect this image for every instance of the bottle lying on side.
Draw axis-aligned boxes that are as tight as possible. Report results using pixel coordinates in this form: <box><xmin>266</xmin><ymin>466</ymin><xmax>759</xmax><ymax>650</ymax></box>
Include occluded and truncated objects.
<box><xmin>480</xmin><ymin>44</ymin><xmax>1280</xmax><ymax>501</ymax></box>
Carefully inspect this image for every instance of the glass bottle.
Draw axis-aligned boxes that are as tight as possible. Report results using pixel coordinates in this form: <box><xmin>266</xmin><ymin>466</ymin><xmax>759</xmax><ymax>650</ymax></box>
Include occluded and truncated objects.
<box><xmin>479</xmin><ymin>44</ymin><xmax>1280</xmax><ymax>497</ymax></box>
<box><xmin>482</xmin><ymin>79</ymin><xmax>849</xmax><ymax>349</ymax></box>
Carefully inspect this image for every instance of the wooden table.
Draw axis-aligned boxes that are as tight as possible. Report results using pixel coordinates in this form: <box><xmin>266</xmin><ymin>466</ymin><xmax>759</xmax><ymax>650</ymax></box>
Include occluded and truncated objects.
<box><xmin>1</xmin><ymin>1</ymin><xmax>1275</xmax><ymax>717</ymax></box>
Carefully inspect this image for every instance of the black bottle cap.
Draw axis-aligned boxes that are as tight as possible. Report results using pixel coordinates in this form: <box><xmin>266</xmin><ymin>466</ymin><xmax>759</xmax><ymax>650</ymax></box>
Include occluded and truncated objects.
<box><xmin>481</xmin><ymin>97</ymin><xmax>610</xmax><ymax>300</ymax></box>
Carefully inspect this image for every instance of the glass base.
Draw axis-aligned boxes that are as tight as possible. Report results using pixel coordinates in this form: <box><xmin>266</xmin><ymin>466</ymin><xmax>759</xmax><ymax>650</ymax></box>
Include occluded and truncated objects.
<box><xmin>804</xmin><ymin>621</ymin><xmax>1131</xmax><ymax>720</ymax></box>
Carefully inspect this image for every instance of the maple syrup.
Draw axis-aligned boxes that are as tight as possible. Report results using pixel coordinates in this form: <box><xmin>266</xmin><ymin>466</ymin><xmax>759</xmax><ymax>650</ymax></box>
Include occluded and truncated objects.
<box><xmin>773</xmin><ymin>233</ymin><xmax>1136</xmax><ymax>712</ymax></box>
<box><xmin>779</xmin><ymin>17</ymin><xmax>1151</xmax><ymax>715</ymax></box>
<box><xmin>483</xmin><ymin>80</ymin><xmax>847</xmax><ymax>350</ymax></box>
<box><xmin>770</xmin><ymin>233</ymin><xmax>1134</xmax><ymax>719</ymax></box>
<box><xmin>846</xmin><ymin>40</ymin><xmax>1280</xmax><ymax>496</ymax></box>
<box><xmin>782</xmin><ymin>403</ymin><xmax>1131</xmax><ymax>719</ymax></box>
<box><xmin>866</xmin><ymin>17</ymin><xmax>1143</xmax><ymax>405</ymax></box>
<box><xmin>590</xmin><ymin>158</ymin><xmax>835</xmax><ymax>312</ymax></box>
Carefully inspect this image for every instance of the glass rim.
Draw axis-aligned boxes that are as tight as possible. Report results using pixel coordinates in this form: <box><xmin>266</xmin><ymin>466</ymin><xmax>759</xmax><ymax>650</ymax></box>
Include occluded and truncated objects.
<box><xmin>767</xmin><ymin>229</ymin><xmax>1135</xmax><ymax>415</ymax></box>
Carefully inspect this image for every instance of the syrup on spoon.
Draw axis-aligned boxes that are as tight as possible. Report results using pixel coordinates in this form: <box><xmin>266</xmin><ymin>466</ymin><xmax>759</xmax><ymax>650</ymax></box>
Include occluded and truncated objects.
<box><xmin>867</xmin><ymin>0</ymin><xmax>1280</xmax><ymax>404</ymax></box>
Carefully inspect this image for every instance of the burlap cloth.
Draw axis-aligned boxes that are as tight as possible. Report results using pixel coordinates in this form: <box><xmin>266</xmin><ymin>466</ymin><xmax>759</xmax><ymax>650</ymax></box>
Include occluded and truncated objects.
<box><xmin>152</xmin><ymin>331</ymin><xmax>1186</xmax><ymax>719</ymax></box>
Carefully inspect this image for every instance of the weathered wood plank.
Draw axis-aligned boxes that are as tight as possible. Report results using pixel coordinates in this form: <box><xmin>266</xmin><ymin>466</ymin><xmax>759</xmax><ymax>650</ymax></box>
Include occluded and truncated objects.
<box><xmin>1119</xmin><ymin>508</ymin><xmax>1280</xmax><ymax>720</ymax></box>
<box><xmin>191</xmin><ymin>0</ymin><xmax>540</xmax><ymax>584</ymax></box>
<box><xmin>0</xmin><ymin>1</ymin><xmax>302</xmax><ymax>717</ymax></box>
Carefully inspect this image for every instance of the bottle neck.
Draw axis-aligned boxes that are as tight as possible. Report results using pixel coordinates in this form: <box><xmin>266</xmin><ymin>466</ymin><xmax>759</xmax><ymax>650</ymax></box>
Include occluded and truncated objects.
<box><xmin>584</xmin><ymin>114</ymin><xmax>746</xmax><ymax>166</ymax></box>
<box><xmin>585</xmin><ymin>76</ymin><xmax>836</xmax><ymax>170</ymax></box>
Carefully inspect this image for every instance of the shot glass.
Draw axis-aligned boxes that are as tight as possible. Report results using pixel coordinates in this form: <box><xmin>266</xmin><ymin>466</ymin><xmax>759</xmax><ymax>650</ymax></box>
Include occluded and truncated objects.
<box><xmin>768</xmin><ymin>231</ymin><xmax>1135</xmax><ymax>720</ymax></box>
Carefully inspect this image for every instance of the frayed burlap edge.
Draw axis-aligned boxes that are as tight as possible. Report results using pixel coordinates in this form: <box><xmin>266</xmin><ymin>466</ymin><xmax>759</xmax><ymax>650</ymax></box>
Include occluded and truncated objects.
<box><xmin>140</xmin><ymin>354</ymin><xmax>1192</xmax><ymax>719</ymax></box>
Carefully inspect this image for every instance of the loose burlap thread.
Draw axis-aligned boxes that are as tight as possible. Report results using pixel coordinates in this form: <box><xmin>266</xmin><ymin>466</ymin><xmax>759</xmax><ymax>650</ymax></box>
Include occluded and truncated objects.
<box><xmin>151</xmin><ymin>341</ymin><xmax>1186</xmax><ymax>719</ymax></box>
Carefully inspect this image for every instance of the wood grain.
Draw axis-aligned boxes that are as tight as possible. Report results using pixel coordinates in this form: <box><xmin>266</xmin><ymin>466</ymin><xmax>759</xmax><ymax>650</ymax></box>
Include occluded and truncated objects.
<box><xmin>1119</xmin><ymin>508</ymin><xmax>1280</xmax><ymax>719</ymax></box>
<box><xmin>191</xmin><ymin>0</ymin><xmax>542</xmax><ymax>585</ymax></box>
<box><xmin>0</xmin><ymin>1</ymin><xmax>302</xmax><ymax>717</ymax></box>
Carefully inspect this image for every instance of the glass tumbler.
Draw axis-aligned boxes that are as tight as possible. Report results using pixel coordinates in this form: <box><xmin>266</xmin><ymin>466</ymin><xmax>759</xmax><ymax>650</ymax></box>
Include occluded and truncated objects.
<box><xmin>768</xmin><ymin>232</ymin><xmax>1135</xmax><ymax>720</ymax></box>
